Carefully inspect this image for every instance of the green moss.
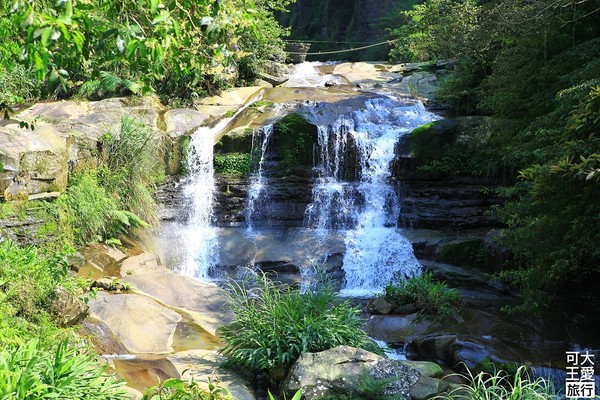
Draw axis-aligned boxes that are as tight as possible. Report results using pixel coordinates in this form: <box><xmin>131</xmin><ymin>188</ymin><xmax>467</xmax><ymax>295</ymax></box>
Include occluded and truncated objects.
<box><xmin>435</xmin><ymin>239</ymin><xmax>491</xmax><ymax>270</ymax></box>
<box><xmin>274</xmin><ymin>113</ymin><xmax>317</xmax><ymax>174</ymax></box>
<box><xmin>409</xmin><ymin>119</ymin><xmax>459</xmax><ymax>163</ymax></box>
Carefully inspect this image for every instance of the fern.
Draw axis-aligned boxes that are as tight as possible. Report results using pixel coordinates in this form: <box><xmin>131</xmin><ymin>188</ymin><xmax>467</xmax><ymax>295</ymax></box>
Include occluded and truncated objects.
<box><xmin>78</xmin><ymin>72</ymin><xmax>141</xmax><ymax>100</ymax></box>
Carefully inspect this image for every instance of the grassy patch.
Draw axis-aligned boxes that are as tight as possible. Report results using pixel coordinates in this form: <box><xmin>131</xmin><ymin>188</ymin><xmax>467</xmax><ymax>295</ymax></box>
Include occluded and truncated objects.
<box><xmin>382</xmin><ymin>272</ymin><xmax>461</xmax><ymax>319</ymax></box>
<box><xmin>213</xmin><ymin>153</ymin><xmax>252</xmax><ymax>176</ymax></box>
<box><xmin>0</xmin><ymin>339</ymin><xmax>127</xmax><ymax>399</ymax></box>
<box><xmin>219</xmin><ymin>272</ymin><xmax>382</xmax><ymax>375</ymax></box>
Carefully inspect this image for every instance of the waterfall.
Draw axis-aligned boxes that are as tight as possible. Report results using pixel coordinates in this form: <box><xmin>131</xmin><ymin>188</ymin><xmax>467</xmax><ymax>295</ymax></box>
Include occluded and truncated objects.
<box><xmin>304</xmin><ymin>97</ymin><xmax>439</xmax><ymax>296</ymax></box>
<box><xmin>245</xmin><ymin>124</ymin><xmax>274</xmax><ymax>232</ymax></box>
<box><xmin>180</xmin><ymin>128</ymin><xmax>219</xmax><ymax>279</ymax></box>
<box><xmin>179</xmin><ymin>94</ymin><xmax>262</xmax><ymax>278</ymax></box>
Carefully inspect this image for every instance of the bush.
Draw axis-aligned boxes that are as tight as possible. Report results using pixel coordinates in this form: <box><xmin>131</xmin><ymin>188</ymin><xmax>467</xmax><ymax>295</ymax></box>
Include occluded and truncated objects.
<box><xmin>57</xmin><ymin>172</ymin><xmax>146</xmax><ymax>245</ymax></box>
<box><xmin>382</xmin><ymin>272</ymin><xmax>460</xmax><ymax>319</ymax></box>
<box><xmin>437</xmin><ymin>366</ymin><xmax>556</xmax><ymax>400</ymax></box>
<box><xmin>0</xmin><ymin>339</ymin><xmax>127</xmax><ymax>399</ymax></box>
<box><xmin>213</xmin><ymin>153</ymin><xmax>252</xmax><ymax>176</ymax></box>
<box><xmin>219</xmin><ymin>272</ymin><xmax>382</xmax><ymax>373</ymax></box>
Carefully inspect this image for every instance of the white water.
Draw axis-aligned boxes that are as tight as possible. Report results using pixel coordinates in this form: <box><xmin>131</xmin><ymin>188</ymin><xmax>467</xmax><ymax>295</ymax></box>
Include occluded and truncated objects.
<box><xmin>303</xmin><ymin>97</ymin><xmax>440</xmax><ymax>296</ymax></box>
<box><xmin>245</xmin><ymin>124</ymin><xmax>274</xmax><ymax>232</ymax></box>
<box><xmin>179</xmin><ymin>95</ymin><xmax>262</xmax><ymax>278</ymax></box>
<box><xmin>180</xmin><ymin>128</ymin><xmax>219</xmax><ymax>279</ymax></box>
<box><xmin>284</xmin><ymin>61</ymin><xmax>329</xmax><ymax>87</ymax></box>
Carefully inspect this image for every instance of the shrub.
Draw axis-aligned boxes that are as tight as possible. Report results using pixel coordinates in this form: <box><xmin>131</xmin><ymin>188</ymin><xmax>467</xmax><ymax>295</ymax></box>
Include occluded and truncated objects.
<box><xmin>213</xmin><ymin>153</ymin><xmax>252</xmax><ymax>176</ymax></box>
<box><xmin>382</xmin><ymin>272</ymin><xmax>460</xmax><ymax>319</ymax></box>
<box><xmin>57</xmin><ymin>172</ymin><xmax>146</xmax><ymax>245</ymax></box>
<box><xmin>219</xmin><ymin>272</ymin><xmax>382</xmax><ymax>373</ymax></box>
<box><xmin>0</xmin><ymin>339</ymin><xmax>127</xmax><ymax>399</ymax></box>
<box><xmin>437</xmin><ymin>366</ymin><xmax>556</xmax><ymax>400</ymax></box>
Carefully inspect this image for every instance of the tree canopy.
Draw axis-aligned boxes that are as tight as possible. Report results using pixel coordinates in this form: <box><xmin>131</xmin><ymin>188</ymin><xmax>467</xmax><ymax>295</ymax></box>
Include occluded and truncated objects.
<box><xmin>389</xmin><ymin>0</ymin><xmax>600</xmax><ymax>313</ymax></box>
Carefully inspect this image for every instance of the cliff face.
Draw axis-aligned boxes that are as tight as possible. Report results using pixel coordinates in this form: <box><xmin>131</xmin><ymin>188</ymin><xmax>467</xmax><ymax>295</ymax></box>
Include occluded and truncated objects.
<box><xmin>278</xmin><ymin>0</ymin><xmax>406</xmax><ymax>61</ymax></box>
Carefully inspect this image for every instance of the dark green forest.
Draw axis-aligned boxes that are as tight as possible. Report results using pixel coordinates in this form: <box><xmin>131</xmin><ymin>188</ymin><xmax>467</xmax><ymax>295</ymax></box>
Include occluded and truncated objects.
<box><xmin>387</xmin><ymin>0</ymin><xmax>600</xmax><ymax>313</ymax></box>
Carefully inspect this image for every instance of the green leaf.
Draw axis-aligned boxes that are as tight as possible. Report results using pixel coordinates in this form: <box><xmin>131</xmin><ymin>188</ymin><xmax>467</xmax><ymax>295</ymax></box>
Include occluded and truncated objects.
<box><xmin>151</xmin><ymin>10</ymin><xmax>170</xmax><ymax>25</ymax></box>
<box><xmin>41</xmin><ymin>27</ymin><xmax>53</xmax><ymax>47</ymax></box>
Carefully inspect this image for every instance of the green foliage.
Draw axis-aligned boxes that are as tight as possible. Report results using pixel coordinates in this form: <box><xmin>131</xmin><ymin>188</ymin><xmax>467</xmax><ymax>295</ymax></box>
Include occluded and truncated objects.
<box><xmin>492</xmin><ymin>84</ymin><xmax>600</xmax><ymax>314</ymax></box>
<box><xmin>388</xmin><ymin>0</ymin><xmax>482</xmax><ymax>62</ymax></box>
<box><xmin>382</xmin><ymin>272</ymin><xmax>461</xmax><ymax>319</ymax></box>
<box><xmin>436</xmin><ymin>366</ymin><xmax>556</xmax><ymax>400</ymax></box>
<box><xmin>219</xmin><ymin>271</ymin><xmax>382</xmax><ymax>373</ymax></box>
<box><xmin>0</xmin><ymin>239</ymin><xmax>87</xmax><ymax>348</ymax></box>
<box><xmin>98</xmin><ymin>115</ymin><xmax>163</xmax><ymax>225</ymax></box>
<box><xmin>0</xmin><ymin>339</ymin><xmax>127</xmax><ymax>399</ymax></box>
<box><xmin>3</xmin><ymin>0</ymin><xmax>294</xmax><ymax>103</ymax></box>
<box><xmin>78</xmin><ymin>72</ymin><xmax>141</xmax><ymax>100</ymax></box>
<box><xmin>144</xmin><ymin>376</ymin><xmax>231</xmax><ymax>400</ymax></box>
<box><xmin>57</xmin><ymin>172</ymin><xmax>146</xmax><ymax>245</ymax></box>
<box><xmin>213</xmin><ymin>153</ymin><xmax>252</xmax><ymax>176</ymax></box>
<box><xmin>274</xmin><ymin>113</ymin><xmax>316</xmax><ymax>173</ymax></box>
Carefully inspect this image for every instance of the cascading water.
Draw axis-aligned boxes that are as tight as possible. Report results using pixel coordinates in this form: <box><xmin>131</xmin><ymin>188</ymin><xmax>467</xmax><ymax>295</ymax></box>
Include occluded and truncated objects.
<box><xmin>245</xmin><ymin>124</ymin><xmax>274</xmax><ymax>232</ymax></box>
<box><xmin>303</xmin><ymin>97</ymin><xmax>440</xmax><ymax>296</ymax></box>
<box><xmin>180</xmin><ymin>128</ymin><xmax>219</xmax><ymax>279</ymax></box>
<box><xmin>179</xmin><ymin>94</ymin><xmax>263</xmax><ymax>279</ymax></box>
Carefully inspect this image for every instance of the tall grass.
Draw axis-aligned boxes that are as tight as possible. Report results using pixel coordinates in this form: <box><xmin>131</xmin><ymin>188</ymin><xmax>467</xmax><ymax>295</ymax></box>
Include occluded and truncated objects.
<box><xmin>219</xmin><ymin>271</ymin><xmax>382</xmax><ymax>373</ymax></box>
<box><xmin>438</xmin><ymin>366</ymin><xmax>557</xmax><ymax>400</ymax></box>
<box><xmin>0</xmin><ymin>339</ymin><xmax>127</xmax><ymax>399</ymax></box>
<box><xmin>99</xmin><ymin>114</ymin><xmax>164</xmax><ymax>226</ymax></box>
<box><xmin>382</xmin><ymin>272</ymin><xmax>461</xmax><ymax>319</ymax></box>
<box><xmin>57</xmin><ymin>172</ymin><xmax>146</xmax><ymax>245</ymax></box>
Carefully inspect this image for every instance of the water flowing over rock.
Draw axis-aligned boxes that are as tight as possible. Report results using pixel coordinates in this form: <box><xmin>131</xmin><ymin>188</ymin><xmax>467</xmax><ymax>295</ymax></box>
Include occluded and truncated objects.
<box><xmin>177</xmin><ymin>62</ymin><xmax>440</xmax><ymax>292</ymax></box>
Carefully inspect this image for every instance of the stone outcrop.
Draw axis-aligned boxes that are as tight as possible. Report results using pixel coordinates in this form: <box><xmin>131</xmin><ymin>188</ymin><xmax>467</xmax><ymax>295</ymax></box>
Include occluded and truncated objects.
<box><xmin>88</xmin><ymin>292</ymin><xmax>182</xmax><ymax>354</ymax></box>
<box><xmin>282</xmin><ymin>346</ymin><xmax>421</xmax><ymax>400</ymax></box>
<box><xmin>50</xmin><ymin>286</ymin><xmax>89</xmax><ymax>327</ymax></box>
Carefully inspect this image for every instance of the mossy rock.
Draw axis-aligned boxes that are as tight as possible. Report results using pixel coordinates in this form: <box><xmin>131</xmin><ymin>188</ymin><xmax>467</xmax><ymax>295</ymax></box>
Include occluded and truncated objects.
<box><xmin>409</xmin><ymin>119</ymin><xmax>460</xmax><ymax>163</ymax></box>
<box><xmin>216</xmin><ymin>127</ymin><xmax>255</xmax><ymax>154</ymax></box>
<box><xmin>435</xmin><ymin>238</ymin><xmax>491</xmax><ymax>270</ymax></box>
<box><xmin>272</xmin><ymin>113</ymin><xmax>318</xmax><ymax>175</ymax></box>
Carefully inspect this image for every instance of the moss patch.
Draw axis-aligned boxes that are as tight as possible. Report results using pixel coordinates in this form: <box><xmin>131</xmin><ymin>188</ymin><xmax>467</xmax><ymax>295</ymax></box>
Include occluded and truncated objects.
<box><xmin>273</xmin><ymin>113</ymin><xmax>317</xmax><ymax>175</ymax></box>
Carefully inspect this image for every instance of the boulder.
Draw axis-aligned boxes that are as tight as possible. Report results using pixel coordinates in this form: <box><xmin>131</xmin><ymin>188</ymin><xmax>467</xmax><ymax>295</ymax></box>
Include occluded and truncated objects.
<box><xmin>0</xmin><ymin>123</ymin><xmax>68</xmax><ymax>200</ymax></box>
<box><xmin>367</xmin><ymin>297</ymin><xmax>394</xmax><ymax>315</ymax></box>
<box><xmin>77</xmin><ymin>243</ymin><xmax>127</xmax><ymax>280</ymax></box>
<box><xmin>410</xmin><ymin>376</ymin><xmax>449</xmax><ymax>400</ymax></box>
<box><xmin>282</xmin><ymin>345</ymin><xmax>420</xmax><ymax>400</ymax></box>
<box><xmin>87</xmin><ymin>292</ymin><xmax>181</xmax><ymax>354</ymax></box>
<box><xmin>50</xmin><ymin>286</ymin><xmax>89</xmax><ymax>327</ymax></box>
<box><xmin>397</xmin><ymin>361</ymin><xmax>443</xmax><ymax>378</ymax></box>
<box><xmin>123</xmin><ymin>269</ymin><xmax>233</xmax><ymax>335</ymax></box>
<box><xmin>167</xmin><ymin>350</ymin><xmax>256</xmax><ymax>400</ymax></box>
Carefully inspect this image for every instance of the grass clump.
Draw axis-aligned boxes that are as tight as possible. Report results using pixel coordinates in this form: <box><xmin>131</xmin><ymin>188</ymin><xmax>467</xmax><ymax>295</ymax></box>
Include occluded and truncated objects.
<box><xmin>437</xmin><ymin>366</ymin><xmax>556</xmax><ymax>400</ymax></box>
<box><xmin>382</xmin><ymin>272</ymin><xmax>460</xmax><ymax>319</ymax></box>
<box><xmin>99</xmin><ymin>114</ymin><xmax>164</xmax><ymax>226</ymax></box>
<box><xmin>219</xmin><ymin>272</ymin><xmax>382</xmax><ymax>374</ymax></box>
<box><xmin>56</xmin><ymin>172</ymin><xmax>146</xmax><ymax>245</ymax></box>
<box><xmin>0</xmin><ymin>339</ymin><xmax>127</xmax><ymax>399</ymax></box>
